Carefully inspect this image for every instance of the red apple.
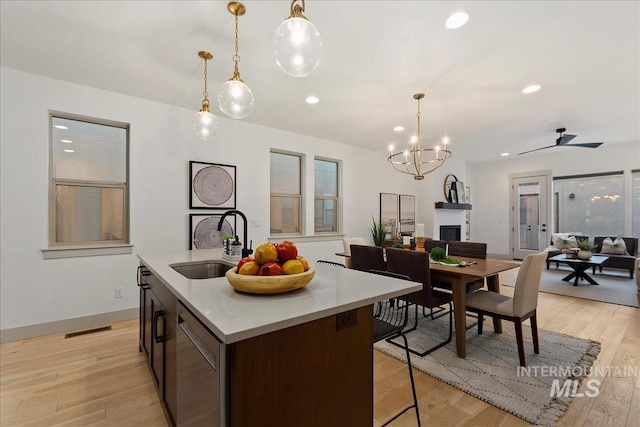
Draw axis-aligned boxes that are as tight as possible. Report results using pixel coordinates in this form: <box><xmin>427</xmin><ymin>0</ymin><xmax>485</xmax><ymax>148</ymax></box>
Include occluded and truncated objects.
<box><xmin>236</xmin><ymin>256</ymin><xmax>256</xmax><ymax>272</ymax></box>
<box><xmin>276</xmin><ymin>240</ymin><xmax>298</xmax><ymax>262</ymax></box>
<box><xmin>259</xmin><ymin>262</ymin><xmax>283</xmax><ymax>276</ymax></box>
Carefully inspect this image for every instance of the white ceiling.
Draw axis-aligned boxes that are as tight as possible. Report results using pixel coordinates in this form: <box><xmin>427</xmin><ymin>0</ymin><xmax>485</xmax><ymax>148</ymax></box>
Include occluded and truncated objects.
<box><xmin>1</xmin><ymin>1</ymin><xmax>638</xmax><ymax>163</ymax></box>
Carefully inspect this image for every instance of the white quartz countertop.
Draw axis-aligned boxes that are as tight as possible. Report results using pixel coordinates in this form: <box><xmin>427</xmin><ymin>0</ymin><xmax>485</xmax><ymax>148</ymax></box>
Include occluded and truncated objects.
<box><xmin>138</xmin><ymin>249</ymin><xmax>421</xmax><ymax>344</ymax></box>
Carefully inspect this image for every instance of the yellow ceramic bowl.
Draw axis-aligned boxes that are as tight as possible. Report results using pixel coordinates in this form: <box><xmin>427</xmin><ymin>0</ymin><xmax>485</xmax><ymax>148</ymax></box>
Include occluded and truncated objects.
<box><xmin>225</xmin><ymin>267</ymin><xmax>315</xmax><ymax>294</ymax></box>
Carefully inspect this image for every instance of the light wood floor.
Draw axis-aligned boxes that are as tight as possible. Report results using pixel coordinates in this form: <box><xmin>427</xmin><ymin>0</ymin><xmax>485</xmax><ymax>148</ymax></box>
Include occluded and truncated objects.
<box><xmin>2</xmin><ymin>269</ymin><xmax>639</xmax><ymax>426</ymax></box>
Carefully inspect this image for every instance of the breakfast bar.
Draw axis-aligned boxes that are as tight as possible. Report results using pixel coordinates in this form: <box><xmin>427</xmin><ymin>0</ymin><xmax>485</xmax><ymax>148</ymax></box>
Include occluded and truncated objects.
<box><xmin>137</xmin><ymin>249</ymin><xmax>421</xmax><ymax>427</ymax></box>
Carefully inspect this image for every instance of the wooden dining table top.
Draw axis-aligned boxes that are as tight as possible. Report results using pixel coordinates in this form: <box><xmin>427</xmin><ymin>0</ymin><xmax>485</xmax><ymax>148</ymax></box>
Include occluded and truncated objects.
<box><xmin>336</xmin><ymin>251</ymin><xmax>520</xmax><ymax>278</ymax></box>
<box><xmin>428</xmin><ymin>256</ymin><xmax>521</xmax><ymax>278</ymax></box>
<box><xmin>337</xmin><ymin>250</ymin><xmax>522</xmax><ymax>358</ymax></box>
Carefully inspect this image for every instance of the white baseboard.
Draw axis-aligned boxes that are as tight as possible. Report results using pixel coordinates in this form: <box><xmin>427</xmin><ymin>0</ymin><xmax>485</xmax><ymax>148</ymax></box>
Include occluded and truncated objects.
<box><xmin>0</xmin><ymin>308</ymin><xmax>138</xmax><ymax>343</ymax></box>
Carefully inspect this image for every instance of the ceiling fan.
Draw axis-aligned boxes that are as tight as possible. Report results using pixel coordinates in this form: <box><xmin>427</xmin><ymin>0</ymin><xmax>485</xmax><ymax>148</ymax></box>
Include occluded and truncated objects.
<box><xmin>517</xmin><ymin>128</ymin><xmax>604</xmax><ymax>155</ymax></box>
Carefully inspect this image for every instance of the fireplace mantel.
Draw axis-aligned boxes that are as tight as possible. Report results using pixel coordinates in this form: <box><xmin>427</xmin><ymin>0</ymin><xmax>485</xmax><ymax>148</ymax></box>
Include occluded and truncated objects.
<box><xmin>435</xmin><ymin>202</ymin><xmax>472</xmax><ymax>210</ymax></box>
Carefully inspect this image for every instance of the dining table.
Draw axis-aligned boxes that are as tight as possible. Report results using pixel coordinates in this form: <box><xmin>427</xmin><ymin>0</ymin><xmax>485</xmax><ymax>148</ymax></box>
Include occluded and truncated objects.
<box><xmin>337</xmin><ymin>251</ymin><xmax>521</xmax><ymax>358</ymax></box>
<box><xmin>428</xmin><ymin>256</ymin><xmax>521</xmax><ymax>358</ymax></box>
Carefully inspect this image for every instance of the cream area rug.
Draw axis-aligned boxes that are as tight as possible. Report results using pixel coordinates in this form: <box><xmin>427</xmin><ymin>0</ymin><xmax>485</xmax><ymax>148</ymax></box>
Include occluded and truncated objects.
<box><xmin>505</xmin><ymin>267</ymin><xmax>638</xmax><ymax>308</ymax></box>
<box><xmin>374</xmin><ymin>312</ymin><xmax>600</xmax><ymax>427</ymax></box>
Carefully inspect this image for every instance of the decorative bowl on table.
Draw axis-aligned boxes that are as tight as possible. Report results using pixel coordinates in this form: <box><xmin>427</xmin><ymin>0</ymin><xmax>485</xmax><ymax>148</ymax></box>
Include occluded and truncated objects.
<box><xmin>225</xmin><ymin>267</ymin><xmax>315</xmax><ymax>294</ymax></box>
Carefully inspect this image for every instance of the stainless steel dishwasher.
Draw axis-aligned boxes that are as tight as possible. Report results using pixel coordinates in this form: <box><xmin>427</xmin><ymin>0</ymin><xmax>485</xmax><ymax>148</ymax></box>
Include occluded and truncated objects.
<box><xmin>176</xmin><ymin>301</ymin><xmax>226</xmax><ymax>426</ymax></box>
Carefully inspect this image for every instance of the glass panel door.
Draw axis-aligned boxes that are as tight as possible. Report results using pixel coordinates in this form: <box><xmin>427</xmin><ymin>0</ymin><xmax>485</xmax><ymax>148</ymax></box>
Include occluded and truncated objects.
<box><xmin>511</xmin><ymin>175</ymin><xmax>549</xmax><ymax>259</ymax></box>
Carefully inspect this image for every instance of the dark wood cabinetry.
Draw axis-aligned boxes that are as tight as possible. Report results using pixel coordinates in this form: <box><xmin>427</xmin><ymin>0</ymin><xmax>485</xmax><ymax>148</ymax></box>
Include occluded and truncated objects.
<box><xmin>138</xmin><ymin>263</ymin><xmax>376</xmax><ymax>427</ymax></box>
<box><xmin>137</xmin><ymin>266</ymin><xmax>177</xmax><ymax>426</ymax></box>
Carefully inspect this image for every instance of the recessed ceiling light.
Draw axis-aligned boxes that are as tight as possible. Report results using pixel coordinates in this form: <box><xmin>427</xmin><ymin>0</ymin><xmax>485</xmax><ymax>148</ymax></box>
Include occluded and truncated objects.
<box><xmin>522</xmin><ymin>84</ymin><xmax>541</xmax><ymax>94</ymax></box>
<box><xmin>501</xmin><ymin>152</ymin><xmax>510</xmax><ymax>157</ymax></box>
<box><xmin>393</xmin><ymin>126</ymin><xmax>404</xmax><ymax>132</ymax></box>
<box><xmin>64</xmin><ymin>149</ymin><xmax>75</xmax><ymax>153</ymax></box>
<box><xmin>54</xmin><ymin>125</ymin><xmax>68</xmax><ymax>130</ymax></box>
<box><xmin>445</xmin><ymin>12</ymin><xmax>469</xmax><ymax>29</ymax></box>
<box><xmin>60</xmin><ymin>139</ymin><xmax>73</xmax><ymax>143</ymax></box>
<box><xmin>305</xmin><ymin>96</ymin><xmax>319</xmax><ymax>104</ymax></box>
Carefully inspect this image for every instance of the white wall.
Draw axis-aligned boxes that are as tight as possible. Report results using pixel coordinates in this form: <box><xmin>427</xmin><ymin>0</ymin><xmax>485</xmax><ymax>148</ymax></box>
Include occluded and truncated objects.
<box><xmin>0</xmin><ymin>67</ymin><xmax>440</xmax><ymax>332</ymax></box>
<box><xmin>5</xmin><ymin>67</ymin><xmax>635</xmax><ymax>334</ymax></box>
<box><xmin>469</xmin><ymin>141</ymin><xmax>640</xmax><ymax>257</ymax></box>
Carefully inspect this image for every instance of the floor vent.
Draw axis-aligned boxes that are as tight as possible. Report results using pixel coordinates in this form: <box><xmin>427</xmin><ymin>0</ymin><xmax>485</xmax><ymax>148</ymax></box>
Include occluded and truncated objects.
<box><xmin>65</xmin><ymin>325</ymin><xmax>112</xmax><ymax>339</ymax></box>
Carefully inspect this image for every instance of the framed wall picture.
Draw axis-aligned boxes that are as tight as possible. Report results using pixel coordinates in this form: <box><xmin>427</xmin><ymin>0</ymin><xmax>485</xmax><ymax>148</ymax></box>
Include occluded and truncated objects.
<box><xmin>399</xmin><ymin>194</ymin><xmax>416</xmax><ymax>234</ymax></box>
<box><xmin>189</xmin><ymin>213</ymin><xmax>236</xmax><ymax>250</ymax></box>
<box><xmin>189</xmin><ymin>161</ymin><xmax>236</xmax><ymax>209</ymax></box>
<box><xmin>449</xmin><ymin>187</ymin><xmax>458</xmax><ymax>204</ymax></box>
<box><xmin>455</xmin><ymin>181</ymin><xmax>467</xmax><ymax>203</ymax></box>
<box><xmin>380</xmin><ymin>193</ymin><xmax>398</xmax><ymax>239</ymax></box>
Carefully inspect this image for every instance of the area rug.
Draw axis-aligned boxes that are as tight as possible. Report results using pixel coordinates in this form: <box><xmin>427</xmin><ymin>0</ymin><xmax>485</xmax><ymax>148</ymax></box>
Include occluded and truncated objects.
<box><xmin>505</xmin><ymin>266</ymin><xmax>638</xmax><ymax>308</ymax></box>
<box><xmin>374</xmin><ymin>313</ymin><xmax>600</xmax><ymax>427</ymax></box>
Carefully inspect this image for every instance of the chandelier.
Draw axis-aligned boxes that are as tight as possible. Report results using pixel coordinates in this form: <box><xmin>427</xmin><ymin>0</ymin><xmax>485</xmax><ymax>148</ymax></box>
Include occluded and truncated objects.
<box><xmin>388</xmin><ymin>93</ymin><xmax>451</xmax><ymax>180</ymax></box>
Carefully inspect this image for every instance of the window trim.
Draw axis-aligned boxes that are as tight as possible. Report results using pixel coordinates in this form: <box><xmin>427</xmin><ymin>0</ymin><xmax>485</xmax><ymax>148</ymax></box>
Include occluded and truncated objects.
<box><xmin>47</xmin><ymin>112</ymin><xmax>130</xmax><ymax>257</ymax></box>
<box><xmin>313</xmin><ymin>157</ymin><xmax>340</xmax><ymax>234</ymax></box>
<box><xmin>270</xmin><ymin>150</ymin><xmax>303</xmax><ymax>236</ymax></box>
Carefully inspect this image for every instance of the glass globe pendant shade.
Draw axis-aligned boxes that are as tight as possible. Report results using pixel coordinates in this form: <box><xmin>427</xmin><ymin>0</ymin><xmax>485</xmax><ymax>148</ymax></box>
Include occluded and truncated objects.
<box><xmin>192</xmin><ymin>109</ymin><xmax>219</xmax><ymax>141</ymax></box>
<box><xmin>273</xmin><ymin>17</ymin><xmax>322</xmax><ymax>77</ymax></box>
<box><xmin>218</xmin><ymin>79</ymin><xmax>254</xmax><ymax>119</ymax></box>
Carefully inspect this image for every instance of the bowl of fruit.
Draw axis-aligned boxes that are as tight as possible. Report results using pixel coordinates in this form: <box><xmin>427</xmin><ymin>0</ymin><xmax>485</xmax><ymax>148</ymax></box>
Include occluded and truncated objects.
<box><xmin>225</xmin><ymin>240</ymin><xmax>314</xmax><ymax>294</ymax></box>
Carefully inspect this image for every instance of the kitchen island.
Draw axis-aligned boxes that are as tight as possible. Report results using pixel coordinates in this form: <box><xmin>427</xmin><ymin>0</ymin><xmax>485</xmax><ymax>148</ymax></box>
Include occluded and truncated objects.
<box><xmin>137</xmin><ymin>249</ymin><xmax>421</xmax><ymax>427</ymax></box>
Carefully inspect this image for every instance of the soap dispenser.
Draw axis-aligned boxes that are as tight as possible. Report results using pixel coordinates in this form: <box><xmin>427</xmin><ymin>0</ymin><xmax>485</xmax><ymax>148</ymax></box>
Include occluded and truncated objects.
<box><xmin>230</xmin><ymin>236</ymin><xmax>242</xmax><ymax>258</ymax></box>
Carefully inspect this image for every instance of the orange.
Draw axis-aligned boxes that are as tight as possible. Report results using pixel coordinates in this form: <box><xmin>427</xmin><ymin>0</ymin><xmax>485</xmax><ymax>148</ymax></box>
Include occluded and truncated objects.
<box><xmin>254</xmin><ymin>243</ymin><xmax>278</xmax><ymax>265</ymax></box>
<box><xmin>238</xmin><ymin>261</ymin><xmax>260</xmax><ymax>275</ymax></box>
<box><xmin>282</xmin><ymin>259</ymin><xmax>304</xmax><ymax>275</ymax></box>
<box><xmin>296</xmin><ymin>256</ymin><xmax>310</xmax><ymax>271</ymax></box>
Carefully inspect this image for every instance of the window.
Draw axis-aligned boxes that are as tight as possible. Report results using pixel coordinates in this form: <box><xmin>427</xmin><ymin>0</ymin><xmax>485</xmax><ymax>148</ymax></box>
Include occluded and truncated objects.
<box><xmin>314</xmin><ymin>158</ymin><xmax>339</xmax><ymax>233</ymax></box>
<box><xmin>49</xmin><ymin>113</ymin><xmax>129</xmax><ymax>252</ymax></box>
<box><xmin>553</xmin><ymin>172</ymin><xmax>624</xmax><ymax>237</ymax></box>
<box><xmin>270</xmin><ymin>152</ymin><xmax>301</xmax><ymax>235</ymax></box>
<box><xmin>633</xmin><ymin>170</ymin><xmax>640</xmax><ymax>237</ymax></box>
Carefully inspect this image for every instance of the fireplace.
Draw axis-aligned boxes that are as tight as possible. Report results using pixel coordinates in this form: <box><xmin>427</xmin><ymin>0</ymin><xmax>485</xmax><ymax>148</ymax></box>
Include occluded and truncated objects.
<box><xmin>440</xmin><ymin>225</ymin><xmax>461</xmax><ymax>241</ymax></box>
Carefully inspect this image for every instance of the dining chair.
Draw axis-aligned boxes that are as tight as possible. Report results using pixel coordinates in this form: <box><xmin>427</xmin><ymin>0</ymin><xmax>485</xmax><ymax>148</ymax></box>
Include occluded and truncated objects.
<box><xmin>423</xmin><ymin>239</ymin><xmax>447</xmax><ymax>254</ymax></box>
<box><xmin>464</xmin><ymin>251</ymin><xmax>547</xmax><ymax>367</ymax></box>
<box><xmin>368</xmin><ymin>269</ymin><xmax>421</xmax><ymax>427</ymax></box>
<box><xmin>433</xmin><ymin>241</ymin><xmax>488</xmax><ymax>294</ymax></box>
<box><xmin>385</xmin><ymin>247</ymin><xmax>453</xmax><ymax>356</ymax></box>
<box><xmin>342</xmin><ymin>237</ymin><xmax>367</xmax><ymax>255</ymax></box>
<box><xmin>316</xmin><ymin>260</ymin><xmax>346</xmax><ymax>268</ymax></box>
<box><xmin>350</xmin><ymin>244</ymin><xmax>386</xmax><ymax>272</ymax></box>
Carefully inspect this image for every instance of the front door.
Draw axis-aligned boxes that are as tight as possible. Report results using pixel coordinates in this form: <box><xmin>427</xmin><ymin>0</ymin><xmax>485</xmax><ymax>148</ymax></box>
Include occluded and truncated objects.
<box><xmin>511</xmin><ymin>173</ymin><xmax>550</xmax><ymax>260</ymax></box>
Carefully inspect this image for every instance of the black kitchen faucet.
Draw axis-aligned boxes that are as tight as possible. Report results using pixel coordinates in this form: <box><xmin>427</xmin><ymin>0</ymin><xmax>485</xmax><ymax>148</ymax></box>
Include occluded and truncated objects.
<box><xmin>217</xmin><ymin>210</ymin><xmax>253</xmax><ymax>258</ymax></box>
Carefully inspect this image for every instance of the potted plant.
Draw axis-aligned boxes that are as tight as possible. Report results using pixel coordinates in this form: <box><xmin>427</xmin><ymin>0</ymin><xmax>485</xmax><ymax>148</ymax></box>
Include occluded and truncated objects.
<box><xmin>576</xmin><ymin>239</ymin><xmax>597</xmax><ymax>260</ymax></box>
<box><xmin>370</xmin><ymin>216</ymin><xmax>387</xmax><ymax>247</ymax></box>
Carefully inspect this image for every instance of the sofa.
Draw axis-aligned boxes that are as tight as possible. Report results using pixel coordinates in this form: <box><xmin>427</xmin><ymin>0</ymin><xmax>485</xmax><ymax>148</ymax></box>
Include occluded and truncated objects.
<box><xmin>544</xmin><ymin>233</ymin><xmax>589</xmax><ymax>269</ymax></box>
<box><xmin>592</xmin><ymin>236</ymin><xmax>638</xmax><ymax>279</ymax></box>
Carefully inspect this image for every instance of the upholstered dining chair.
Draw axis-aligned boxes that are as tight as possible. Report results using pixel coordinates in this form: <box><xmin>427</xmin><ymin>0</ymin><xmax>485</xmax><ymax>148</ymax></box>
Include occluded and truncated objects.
<box><xmin>350</xmin><ymin>244</ymin><xmax>386</xmax><ymax>272</ymax></box>
<box><xmin>385</xmin><ymin>247</ymin><xmax>453</xmax><ymax>356</ymax></box>
<box><xmin>465</xmin><ymin>251</ymin><xmax>547</xmax><ymax>367</ymax></box>
<box><xmin>432</xmin><ymin>241</ymin><xmax>488</xmax><ymax>294</ymax></box>
<box><xmin>342</xmin><ymin>237</ymin><xmax>367</xmax><ymax>255</ymax></box>
<box><xmin>423</xmin><ymin>239</ymin><xmax>447</xmax><ymax>254</ymax></box>
<box><xmin>342</xmin><ymin>237</ymin><xmax>367</xmax><ymax>268</ymax></box>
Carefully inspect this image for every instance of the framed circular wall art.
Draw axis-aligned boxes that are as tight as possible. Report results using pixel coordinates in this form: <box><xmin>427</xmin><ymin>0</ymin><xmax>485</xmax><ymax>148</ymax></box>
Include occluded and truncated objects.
<box><xmin>189</xmin><ymin>161</ymin><xmax>236</xmax><ymax>209</ymax></box>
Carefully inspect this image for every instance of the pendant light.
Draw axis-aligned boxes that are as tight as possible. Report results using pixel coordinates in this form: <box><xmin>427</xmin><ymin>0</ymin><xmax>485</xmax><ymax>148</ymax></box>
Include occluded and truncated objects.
<box><xmin>273</xmin><ymin>0</ymin><xmax>322</xmax><ymax>77</ymax></box>
<box><xmin>218</xmin><ymin>2</ymin><xmax>254</xmax><ymax>119</ymax></box>
<box><xmin>192</xmin><ymin>51</ymin><xmax>219</xmax><ymax>140</ymax></box>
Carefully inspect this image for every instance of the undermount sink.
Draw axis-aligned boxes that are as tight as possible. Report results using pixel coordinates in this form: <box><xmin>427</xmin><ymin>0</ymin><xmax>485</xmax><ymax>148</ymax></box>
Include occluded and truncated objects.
<box><xmin>170</xmin><ymin>261</ymin><xmax>234</xmax><ymax>279</ymax></box>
